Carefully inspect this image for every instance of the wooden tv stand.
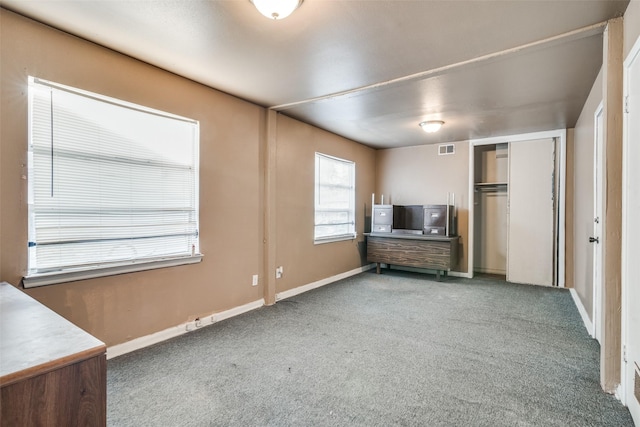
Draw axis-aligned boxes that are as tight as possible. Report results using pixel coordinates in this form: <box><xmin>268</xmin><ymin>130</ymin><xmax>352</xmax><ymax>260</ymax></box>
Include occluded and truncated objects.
<box><xmin>366</xmin><ymin>233</ymin><xmax>459</xmax><ymax>280</ymax></box>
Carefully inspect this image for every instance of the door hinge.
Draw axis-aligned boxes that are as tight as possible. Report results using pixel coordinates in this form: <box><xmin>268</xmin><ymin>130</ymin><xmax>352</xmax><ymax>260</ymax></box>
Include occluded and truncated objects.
<box><xmin>624</xmin><ymin>95</ymin><xmax>630</xmax><ymax>114</ymax></box>
<box><xmin>623</xmin><ymin>344</ymin><xmax>627</xmax><ymax>363</ymax></box>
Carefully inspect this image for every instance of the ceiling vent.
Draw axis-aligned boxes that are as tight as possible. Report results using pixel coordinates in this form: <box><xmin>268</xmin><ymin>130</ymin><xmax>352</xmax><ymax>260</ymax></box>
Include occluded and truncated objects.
<box><xmin>438</xmin><ymin>144</ymin><xmax>455</xmax><ymax>155</ymax></box>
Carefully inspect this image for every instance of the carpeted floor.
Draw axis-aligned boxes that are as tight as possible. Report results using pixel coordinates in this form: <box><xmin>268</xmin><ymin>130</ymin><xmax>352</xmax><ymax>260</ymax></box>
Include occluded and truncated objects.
<box><xmin>107</xmin><ymin>270</ymin><xmax>634</xmax><ymax>426</ymax></box>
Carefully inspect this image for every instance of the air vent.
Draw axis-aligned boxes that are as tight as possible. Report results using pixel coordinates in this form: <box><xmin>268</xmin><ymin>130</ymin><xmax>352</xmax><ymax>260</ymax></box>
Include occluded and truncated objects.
<box><xmin>438</xmin><ymin>144</ymin><xmax>455</xmax><ymax>155</ymax></box>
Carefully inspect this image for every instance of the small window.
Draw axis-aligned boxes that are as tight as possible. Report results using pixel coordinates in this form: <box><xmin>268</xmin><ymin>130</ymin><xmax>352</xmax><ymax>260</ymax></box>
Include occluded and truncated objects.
<box><xmin>25</xmin><ymin>77</ymin><xmax>200</xmax><ymax>287</ymax></box>
<box><xmin>314</xmin><ymin>153</ymin><xmax>356</xmax><ymax>243</ymax></box>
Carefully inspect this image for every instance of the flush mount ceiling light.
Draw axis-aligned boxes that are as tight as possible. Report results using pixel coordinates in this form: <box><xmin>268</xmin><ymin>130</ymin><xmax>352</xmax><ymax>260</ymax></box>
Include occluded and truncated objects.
<box><xmin>251</xmin><ymin>0</ymin><xmax>303</xmax><ymax>20</ymax></box>
<box><xmin>419</xmin><ymin>120</ymin><xmax>444</xmax><ymax>133</ymax></box>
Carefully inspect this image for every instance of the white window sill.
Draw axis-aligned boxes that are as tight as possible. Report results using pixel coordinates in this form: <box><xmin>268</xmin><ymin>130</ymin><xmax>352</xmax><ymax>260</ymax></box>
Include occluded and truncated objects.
<box><xmin>22</xmin><ymin>254</ymin><xmax>203</xmax><ymax>288</ymax></box>
<box><xmin>314</xmin><ymin>234</ymin><xmax>358</xmax><ymax>245</ymax></box>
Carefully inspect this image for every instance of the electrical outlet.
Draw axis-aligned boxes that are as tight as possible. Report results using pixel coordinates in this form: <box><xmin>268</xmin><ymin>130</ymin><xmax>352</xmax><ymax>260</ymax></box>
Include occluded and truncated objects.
<box><xmin>276</xmin><ymin>266</ymin><xmax>283</xmax><ymax>279</ymax></box>
<box><xmin>252</xmin><ymin>274</ymin><xmax>259</xmax><ymax>286</ymax></box>
<box><xmin>186</xmin><ymin>315</ymin><xmax>214</xmax><ymax>332</ymax></box>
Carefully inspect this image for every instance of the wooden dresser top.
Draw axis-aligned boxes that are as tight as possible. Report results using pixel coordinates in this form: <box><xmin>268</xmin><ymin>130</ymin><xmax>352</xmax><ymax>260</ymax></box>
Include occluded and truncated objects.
<box><xmin>0</xmin><ymin>282</ymin><xmax>105</xmax><ymax>387</ymax></box>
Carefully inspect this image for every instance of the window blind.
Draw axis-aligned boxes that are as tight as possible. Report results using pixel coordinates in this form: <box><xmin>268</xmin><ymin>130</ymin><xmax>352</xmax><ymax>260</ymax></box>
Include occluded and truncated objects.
<box><xmin>27</xmin><ymin>77</ymin><xmax>200</xmax><ymax>276</ymax></box>
<box><xmin>314</xmin><ymin>153</ymin><xmax>356</xmax><ymax>241</ymax></box>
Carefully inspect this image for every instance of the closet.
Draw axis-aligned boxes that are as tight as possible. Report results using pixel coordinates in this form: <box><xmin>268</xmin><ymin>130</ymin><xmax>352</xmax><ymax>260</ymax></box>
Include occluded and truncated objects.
<box><xmin>474</xmin><ymin>144</ymin><xmax>508</xmax><ymax>276</ymax></box>
<box><xmin>474</xmin><ymin>138</ymin><xmax>556</xmax><ymax>286</ymax></box>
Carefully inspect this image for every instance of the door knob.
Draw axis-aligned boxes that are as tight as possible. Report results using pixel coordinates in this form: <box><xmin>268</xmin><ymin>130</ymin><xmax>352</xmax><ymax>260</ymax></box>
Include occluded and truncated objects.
<box><xmin>589</xmin><ymin>236</ymin><xmax>599</xmax><ymax>243</ymax></box>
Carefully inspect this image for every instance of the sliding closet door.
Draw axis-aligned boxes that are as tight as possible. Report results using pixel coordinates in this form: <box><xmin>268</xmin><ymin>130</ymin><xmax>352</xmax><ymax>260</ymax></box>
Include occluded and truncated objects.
<box><xmin>507</xmin><ymin>138</ymin><xmax>555</xmax><ymax>286</ymax></box>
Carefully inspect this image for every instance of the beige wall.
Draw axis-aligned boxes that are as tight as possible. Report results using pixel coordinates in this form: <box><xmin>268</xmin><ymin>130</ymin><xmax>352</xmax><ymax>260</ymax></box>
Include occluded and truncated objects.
<box><xmin>375</xmin><ymin>142</ymin><xmax>469</xmax><ymax>273</ymax></box>
<box><xmin>567</xmin><ymin>10</ymin><xmax>635</xmax><ymax>390</ymax></box>
<box><xmin>600</xmin><ymin>17</ymin><xmax>624</xmax><ymax>392</ymax></box>
<box><xmin>274</xmin><ymin>114</ymin><xmax>376</xmax><ymax>294</ymax></box>
<box><xmin>572</xmin><ymin>67</ymin><xmax>603</xmax><ymax>319</ymax></box>
<box><xmin>565</xmin><ymin>128</ymin><xmax>575</xmax><ymax>289</ymax></box>
<box><xmin>0</xmin><ymin>10</ymin><xmax>264</xmax><ymax>346</ymax></box>
<box><xmin>0</xmin><ymin>10</ymin><xmax>375</xmax><ymax>346</ymax></box>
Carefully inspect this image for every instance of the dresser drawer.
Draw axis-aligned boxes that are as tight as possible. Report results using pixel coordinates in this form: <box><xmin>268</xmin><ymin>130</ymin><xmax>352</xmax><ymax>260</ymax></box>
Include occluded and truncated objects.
<box><xmin>423</xmin><ymin>206</ymin><xmax>447</xmax><ymax>227</ymax></box>
<box><xmin>373</xmin><ymin>207</ymin><xmax>393</xmax><ymax>225</ymax></box>
<box><xmin>423</xmin><ymin>226</ymin><xmax>446</xmax><ymax>236</ymax></box>
<box><xmin>372</xmin><ymin>224</ymin><xmax>391</xmax><ymax>233</ymax></box>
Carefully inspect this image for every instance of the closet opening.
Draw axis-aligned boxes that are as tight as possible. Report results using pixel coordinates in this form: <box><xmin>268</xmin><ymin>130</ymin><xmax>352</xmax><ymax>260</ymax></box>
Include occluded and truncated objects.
<box><xmin>473</xmin><ymin>143</ymin><xmax>508</xmax><ymax>279</ymax></box>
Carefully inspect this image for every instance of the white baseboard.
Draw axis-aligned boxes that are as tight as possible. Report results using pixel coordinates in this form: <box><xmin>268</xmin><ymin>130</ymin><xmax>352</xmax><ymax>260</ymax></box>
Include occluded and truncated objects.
<box><xmin>107</xmin><ymin>298</ymin><xmax>265</xmax><ymax>359</ymax></box>
<box><xmin>106</xmin><ymin>264</ymin><xmax>468</xmax><ymax>359</ymax></box>
<box><xmin>569</xmin><ymin>288</ymin><xmax>593</xmax><ymax>337</ymax></box>
<box><xmin>449</xmin><ymin>271</ymin><xmax>473</xmax><ymax>279</ymax></box>
<box><xmin>614</xmin><ymin>383</ymin><xmax>624</xmax><ymax>403</ymax></box>
<box><xmin>275</xmin><ymin>264</ymin><xmax>375</xmax><ymax>301</ymax></box>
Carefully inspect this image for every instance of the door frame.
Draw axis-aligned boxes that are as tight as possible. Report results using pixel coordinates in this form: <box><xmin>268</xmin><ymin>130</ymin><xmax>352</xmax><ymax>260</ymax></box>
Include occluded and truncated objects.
<box><xmin>468</xmin><ymin>129</ymin><xmax>567</xmax><ymax>286</ymax></box>
<box><xmin>593</xmin><ymin>101</ymin><xmax>604</xmax><ymax>343</ymax></box>
<box><xmin>621</xmin><ymin>34</ymin><xmax>640</xmax><ymax>421</ymax></box>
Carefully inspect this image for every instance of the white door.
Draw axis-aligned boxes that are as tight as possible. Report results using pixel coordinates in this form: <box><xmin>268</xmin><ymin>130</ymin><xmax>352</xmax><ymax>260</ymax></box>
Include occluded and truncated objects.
<box><xmin>622</xmin><ymin>36</ymin><xmax>640</xmax><ymax>425</ymax></box>
<box><xmin>592</xmin><ymin>103</ymin><xmax>604</xmax><ymax>343</ymax></box>
<box><xmin>507</xmin><ymin>138</ymin><xmax>555</xmax><ymax>286</ymax></box>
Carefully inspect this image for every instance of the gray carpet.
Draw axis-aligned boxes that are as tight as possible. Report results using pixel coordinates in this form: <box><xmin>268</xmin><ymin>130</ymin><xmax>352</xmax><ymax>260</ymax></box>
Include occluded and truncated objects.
<box><xmin>107</xmin><ymin>270</ymin><xmax>634</xmax><ymax>426</ymax></box>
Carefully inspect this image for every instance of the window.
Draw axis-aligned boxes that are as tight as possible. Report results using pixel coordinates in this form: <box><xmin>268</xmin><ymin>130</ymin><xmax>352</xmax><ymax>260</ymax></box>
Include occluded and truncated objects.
<box><xmin>314</xmin><ymin>153</ymin><xmax>356</xmax><ymax>242</ymax></box>
<box><xmin>25</xmin><ymin>77</ymin><xmax>200</xmax><ymax>287</ymax></box>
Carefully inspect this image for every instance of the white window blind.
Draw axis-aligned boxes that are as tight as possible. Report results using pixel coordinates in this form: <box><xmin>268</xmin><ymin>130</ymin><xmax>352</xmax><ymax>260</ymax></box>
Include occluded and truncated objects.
<box><xmin>26</xmin><ymin>77</ymin><xmax>200</xmax><ymax>283</ymax></box>
<box><xmin>314</xmin><ymin>153</ymin><xmax>356</xmax><ymax>242</ymax></box>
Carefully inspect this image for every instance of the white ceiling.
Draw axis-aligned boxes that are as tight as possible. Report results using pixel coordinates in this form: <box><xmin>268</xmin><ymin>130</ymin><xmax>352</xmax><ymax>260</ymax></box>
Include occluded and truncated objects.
<box><xmin>1</xmin><ymin>0</ymin><xmax>630</xmax><ymax>148</ymax></box>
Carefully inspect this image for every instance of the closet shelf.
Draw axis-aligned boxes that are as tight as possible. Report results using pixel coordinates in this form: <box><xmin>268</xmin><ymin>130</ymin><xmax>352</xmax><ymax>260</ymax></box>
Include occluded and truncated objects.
<box><xmin>475</xmin><ymin>182</ymin><xmax>508</xmax><ymax>186</ymax></box>
<box><xmin>474</xmin><ymin>182</ymin><xmax>508</xmax><ymax>192</ymax></box>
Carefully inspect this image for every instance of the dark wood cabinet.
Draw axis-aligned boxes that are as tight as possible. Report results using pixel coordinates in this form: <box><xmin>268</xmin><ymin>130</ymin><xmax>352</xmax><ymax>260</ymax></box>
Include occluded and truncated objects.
<box><xmin>0</xmin><ymin>282</ymin><xmax>106</xmax><ymax>427</ymax></box>
<box><xmin>367</xmin><ymin>234</ymin><xmax>459</xmax><ymax>280</ymax></box>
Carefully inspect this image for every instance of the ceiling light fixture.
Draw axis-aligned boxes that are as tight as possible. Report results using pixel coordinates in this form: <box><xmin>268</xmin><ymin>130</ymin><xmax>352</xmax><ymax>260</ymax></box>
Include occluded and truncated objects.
<box><xmin>251</xmin><ymin>0</ymin><xmax>303</xmax><ymax>20</ymax></box>
<box><xmin>419</xmin><ymin>120</ymin><xmax>444</xmax><ymax>133</ymax></box>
